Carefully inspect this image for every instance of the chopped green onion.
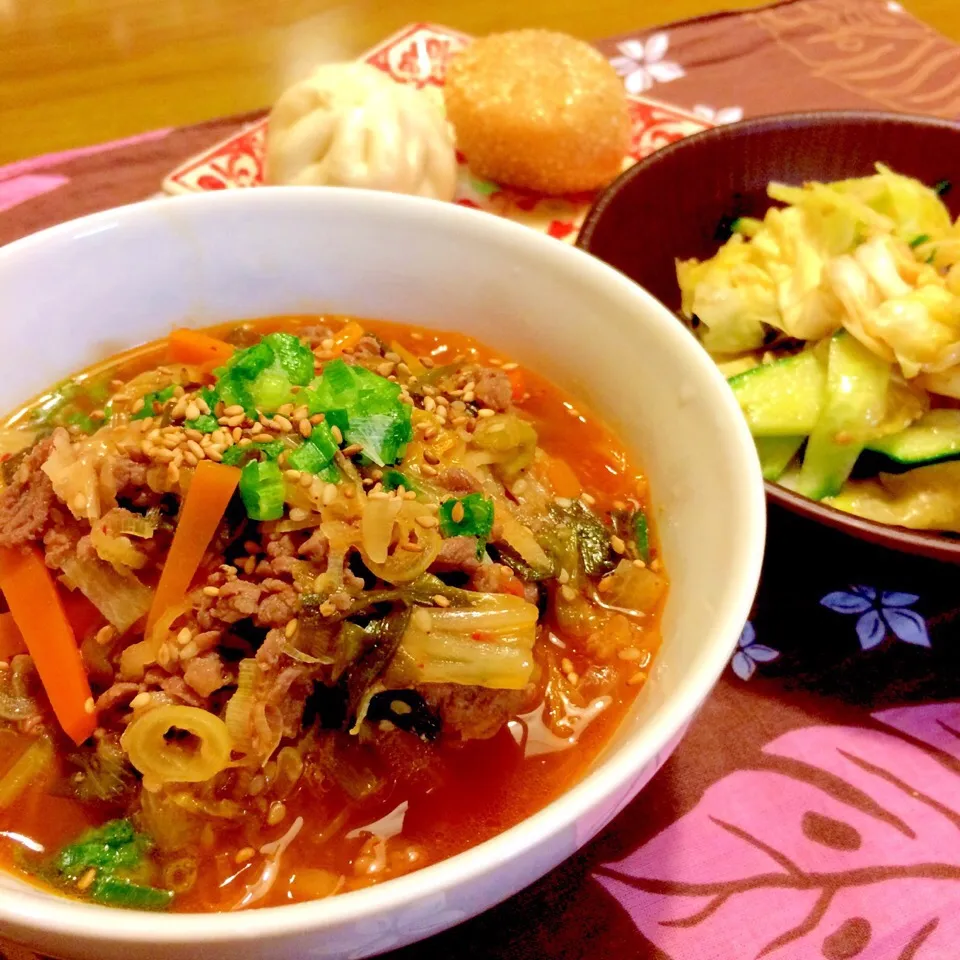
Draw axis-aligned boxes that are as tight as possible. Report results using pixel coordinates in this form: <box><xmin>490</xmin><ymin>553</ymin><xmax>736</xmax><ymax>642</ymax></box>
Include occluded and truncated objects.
<box><xmin>381</xmin><ymin>470</ymin><xmax>418</xmax><ymax>493</ymax></box>
<box><xmin>909</xmin><ymin>234</ymin><xmax>931</xmax><ymax>248</ymax></box>
<box><xmin>305</xmin><ymin>359</ymin><xmax>412</xmax><ymax>465</ymax></box>
<box><xmin>221</xmin><ymin>445</ymin><xmax>249</xmax><ymax>467</ymax></box>
<box><xmin>633</xmin><ymin>510</ymin><xmax>651</xmax><ymax>564</ymax></box>
<box><xmin>249</xmin><ymin>364</ymin><xmax>295</xmax><ymax>413</ymax></box>
<box><xmin>55</xmin><ymin>819</ymin><xmax>149</xmax><ymax>878</ymax></box>
<box><xmin>316</xmin><ymin>461</ymin><xmax>341</xmax><ymax>483</ymax></box>
<box><xmin>439</xmin><ymin>493</ymin><xmax>494</xmax><ymax>542</ymax></box>
<box><xmin>50</xmin><ymin>819</ymin><xmax>173</xmax><ymax>911</ymax></box>
<box><xmin>132</xmin><ymin>386</ymin><xmax>175</xmax><ymax>421</ymax></box>
<box><xmin>215</xmin><ymin>373</ymin><xmax>254</xmax><ymax>416</ymax></box>
<box><xmin>222</xmin><ymin>341</ymin><xmax>274</xmax><ymax>381</ymax></box>
<box><xmin>287</xmin><ymin>442</ymin><xmax>329</xmax><ymax>475</ymax></box>
<box><xmin>185</xmin><ymin>414</ymin><xmax>218</xmax><ymax>434</ymax></box>
<box><xmin>936</xmin><ymin>179</ymin><xmax>952</xmax><ymax>196</ymax></box>
<box><xmin>89</xmin><ymin>875</ymin><xmax>173</xmax><ymax>911</ymax></box>
<box><xmin>65</xmin><ymin>411</ymin><xmax>97</xmax><ymax>434</ymax></box>
<box><xmin>286</xmin><ymin>421</ymin><xmax>341</xmax><ymax>476</ymax></box>
<box><xmin>239</xmin><ymin>459</ymin><xmax>286</xmax><ymax>520</ymax></box>
<box><xmin>346</xmin><ymin>409</ymin><xmax>412</xmax><ymax>467</ymax></box>
<box><xmin>263</xmin><ymin>332</ymin><xmax>315</xmax><ymax>386</ymax></box>
<box><xmin>260</xmin><ymin>440</ymin><xmax>286</xmax><ymax>461</ymax></box>
<box><xmin>308</xmin><ymin>421</ymin><xmax>340</xmax><ymax>462</ymax></box>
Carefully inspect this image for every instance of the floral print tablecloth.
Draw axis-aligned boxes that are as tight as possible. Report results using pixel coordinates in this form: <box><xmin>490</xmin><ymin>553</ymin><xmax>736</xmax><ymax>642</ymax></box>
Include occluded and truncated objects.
<box><xmin>5</xmin><ymin>1</ymin><xmax>960</xmax><ymax>956</ymax></box>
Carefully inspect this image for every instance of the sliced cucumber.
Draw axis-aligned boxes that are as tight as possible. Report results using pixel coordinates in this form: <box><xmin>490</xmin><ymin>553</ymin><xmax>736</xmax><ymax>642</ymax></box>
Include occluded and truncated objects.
<box><xmin>866</xmin><ymin>409</ymin><xmax>960</xmax><ymax>465</ymax></box>
<box><xmin>798</xmin><ymin>333</ymin><xmax>890</xmax><ymax>500</ymax></box>
<box><xmin>728</xmin><ymin>351</ymin><xmax>826</xmax><ymax>436</ymax></box>
<box><xmin>755</xmin><ymin>436</ymin><xmax>804</xmax><ymax>481</ymax></box>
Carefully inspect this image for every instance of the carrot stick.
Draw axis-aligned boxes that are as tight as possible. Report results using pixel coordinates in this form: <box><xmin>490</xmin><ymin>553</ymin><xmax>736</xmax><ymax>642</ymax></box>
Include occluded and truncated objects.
<box><xmin>542</xmin><ymin>454</ymin><xmax>582</xmax><ymax>499</ymax></box>
<box><xmin>506</xmin><ymin>366</ymin><xmax>526</xmax><ymax>401</ymax></box>
<box><xmin>146</xmin><ymin>460</ymin><xmax>241</xmax><ymax>633</ymax></box>
<box><xmin>329</xmin><ymin>321</ymin><xmax>365</xmax><ymax>357</ymax></box>
<box><xmin>169</xmin><ymin>329</ymin><xmax>235</xmax><ymax>368</ymax></box>
<box><xmin>0</xmin><ymin>547</ymin><xmax>95</xmax><ymax>744</ymax></box>
<box><xmin>0</xmin><ymin>612</ymin><xmax>26</xmax><ymax>660</ymax></box>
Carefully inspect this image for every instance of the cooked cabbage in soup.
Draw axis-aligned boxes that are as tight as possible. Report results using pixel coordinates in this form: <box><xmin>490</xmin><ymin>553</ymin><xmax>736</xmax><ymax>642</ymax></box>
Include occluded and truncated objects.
<box><xmin>0</xmin><ymin>317</ymin><xmax>664</xmax><ymax>911</ymax></box>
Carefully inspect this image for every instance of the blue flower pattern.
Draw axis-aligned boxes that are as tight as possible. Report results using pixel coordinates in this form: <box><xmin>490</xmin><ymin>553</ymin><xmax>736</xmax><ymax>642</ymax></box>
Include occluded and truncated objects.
<box><xmin>731</xmin><ymin>622</ymin><xmax>780</xmax><ymax>681</ymax></box>
<box><xmin>820</xmin><ymin>585</ymin><xmax>930</xmax><ymax>650</ymax></box>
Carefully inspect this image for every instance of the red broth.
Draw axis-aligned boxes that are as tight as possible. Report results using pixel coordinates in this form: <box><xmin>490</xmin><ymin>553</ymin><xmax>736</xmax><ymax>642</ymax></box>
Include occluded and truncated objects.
<box><xmin>0</xmin><ymin>317</ymin><xmax>664</xmax><ymax>911</ymax></box>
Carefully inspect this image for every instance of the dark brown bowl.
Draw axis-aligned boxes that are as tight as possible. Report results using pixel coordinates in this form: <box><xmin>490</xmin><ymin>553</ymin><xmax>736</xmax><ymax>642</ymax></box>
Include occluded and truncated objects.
<box><xmin>577</xmin><ymin>110</ymin><xmax>960</xmax><ymax>563</ymax></box>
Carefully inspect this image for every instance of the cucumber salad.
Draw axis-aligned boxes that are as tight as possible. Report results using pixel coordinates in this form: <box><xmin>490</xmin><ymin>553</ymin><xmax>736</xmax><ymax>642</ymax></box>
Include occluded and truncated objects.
<box><xmin>677</xmin><ymin>164</ymin><xmax>960</xmax><ymax>533</ymax></box>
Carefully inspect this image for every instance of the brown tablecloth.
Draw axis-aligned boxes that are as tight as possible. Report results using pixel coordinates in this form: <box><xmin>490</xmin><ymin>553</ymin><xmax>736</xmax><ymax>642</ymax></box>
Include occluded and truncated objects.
<box><xmin>4</xmin><ymin>2</ymin><xmax>960</xmax><ymax>957</ymax></box>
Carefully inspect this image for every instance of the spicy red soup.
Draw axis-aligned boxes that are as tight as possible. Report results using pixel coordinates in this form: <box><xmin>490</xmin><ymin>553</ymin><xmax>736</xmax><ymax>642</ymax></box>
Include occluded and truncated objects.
<box><xmin>0</xmin><ymin>317</ymin><xmax>665</xmax><ymax>911</ymax></box>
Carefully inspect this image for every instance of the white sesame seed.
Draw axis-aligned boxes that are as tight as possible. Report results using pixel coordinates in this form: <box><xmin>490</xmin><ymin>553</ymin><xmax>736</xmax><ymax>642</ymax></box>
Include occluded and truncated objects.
<box><xmin>129</xmin><ymin>692</ymin><xmax>152</xmax><ymax>710</ymax></box>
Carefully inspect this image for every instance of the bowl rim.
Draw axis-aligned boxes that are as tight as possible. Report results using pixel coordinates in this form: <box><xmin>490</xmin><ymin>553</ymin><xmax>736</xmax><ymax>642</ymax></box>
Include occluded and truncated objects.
<box><xmin>577</xmin><ymin>108</ymin><xmax>960</xmax><ymax>563</ymax></box>
<box><xmin>0</xmin><ymin>186</ymin><xmax>766</xmax><ymax>947</ymax></box>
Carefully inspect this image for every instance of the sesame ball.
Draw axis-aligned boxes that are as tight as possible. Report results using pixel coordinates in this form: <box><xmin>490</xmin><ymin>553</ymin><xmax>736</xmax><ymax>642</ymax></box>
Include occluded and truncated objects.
<box><xmin>444</xmin><ymin>30</ymin><xmax>630</xmax><ymax>195</ymax></box>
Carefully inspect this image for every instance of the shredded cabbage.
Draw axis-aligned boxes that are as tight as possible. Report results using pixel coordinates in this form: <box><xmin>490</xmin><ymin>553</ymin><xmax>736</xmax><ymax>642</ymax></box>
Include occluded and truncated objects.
<box><xmin>392</xmin><ymin>594</ymin><xmax>538</xmax><ymax>689</ymax></box>
<box><xmin>90</xmin><ymin>525</ymin><xmax>147</xmax><ymax>572</ymax></box>
<box><xmin>827</xmin><ymin>461</ymin><xmax>960</xmax><ymax>531</ymax></box>
<box><xmin>0</xmin><ymin>736</ymin><xmax>53</xmax><ymax>810</ymax></box>
<box><xmin>60</xmin><ymin>555</ymin><xmax>152</xmax><ymax>634</ymax></box>
<box><xmin>680</xmin><ymin>163</ymin><xmax>960</xmax><ymax>530</ymax></box>
<box><xmin>678</xmin><ymin>164</ymin><xmax>960</xmax><ymax>376</ymax></box>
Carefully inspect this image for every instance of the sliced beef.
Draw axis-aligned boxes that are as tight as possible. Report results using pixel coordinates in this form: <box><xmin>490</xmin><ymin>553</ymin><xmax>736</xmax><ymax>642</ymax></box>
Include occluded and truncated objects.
<box><xmin>299</xmin><ymin>325</ymin><xmax>334</xmax><ymax>349</ymax></box>
<box><xmin>429</xmin><ymin>536</ymin><xmax>481</xmax><ymax>575</ymax></box>
<box><xmin>158</xmin><ymin>675</ymin><xmax>208</xmax><ymax>708</ymax></box>
<box><xmin>417</xmin><ymin>682</ymin><xmax>532</xmax><ymax>740</ymax></box>
<box><xmin>209</xmin><ymin>579</ymin><xmax>263</xmax><ymax>623</ymax></box>
<box><xmin>42</xmin><ymin>508</ymin><xmax>84</xmax><ymax>568</ymax></box>
<box><xmin>470</xmin><ymin>563</ymin><xmax>538</xmax><ymax>604</ymax></box>
<box><xmin>255</xmin><ymin>581</ymin><xmax>299</xmax><ymax>628</ymax></box>
<box><xmin>183</xmin><ymin>653</ymin><xmax>229</xmax><ymax>698</ymax></box>
<box><xmin>266</xmin><ymin>664</ymin><xmax>313</xmax><ymax>736</ymax></box>
<box><xmin>298</xmin><ymin>528</ymin><xmax>328</xmax><ymax>562</ymax></box>
<box><xmin>436</xmin><ymin>467</ymin><xmax>481</xmax><ymax>495</ymax></box>
<box><xmin>0</xmin><ymin>436</ymin><xmax>55</xmax><ymax>548</ymax></box>
<box><xmin>469</xmin><ymin>562</ymin><xmax>524</xmax><ymax>596</ymax></box>
<box><xmin>473</xmin><ymin>367</ymin><xmax>513</xmax><ymax>411</ymax></box>
<box><xmin>255</xmin><ymin>628</ymin><xmax>286</xmax><ymax>669</ymax></box>
<box><xmin>264</xmin><ymin>534</ymin><xmax>297</xmax><ymax>559</ymax></box>
<box><xmin>110</xmin><ymin>457</ymin><xmax>150</xmax><ymax>495</ymax></box>
<box><xmin>94</xmin><ymin>681</ymin><xmax>140</xmax><ymax>713</ymax></box>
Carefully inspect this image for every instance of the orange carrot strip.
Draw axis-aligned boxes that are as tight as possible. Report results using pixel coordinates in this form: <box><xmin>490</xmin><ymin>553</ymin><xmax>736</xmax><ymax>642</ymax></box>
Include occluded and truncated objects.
<box><xmin>0</xmin><ymin>547</ymin><xmax>95</xmax><ymax>744</ymax></box>
<box><xmin>328</xmin><ymin>321</ymin><xmax>365</xmax><ymax>357</ymax></box>
<box><xmin>542</xmin><ymin>454</ymin><xmax>582</xmax><ymax>499</ymax></box>
<box><xmin>169</xmin><ymin>328</ymin><xmax>235</xmax><ymax>368</ymax></box>
<box><xmin>0</xmin><ymin>612</ymin><xmax>26</xmax><ymax>660</ymax></box>
<box><xmin>506</xmin><ymin>367</ymin><xmax>526</xmax><ymax>401</ymax></box>
<box><xmin>146</xmin><ymin>460</ymin><xmax>241</xmax><ymax>633</ymax></box>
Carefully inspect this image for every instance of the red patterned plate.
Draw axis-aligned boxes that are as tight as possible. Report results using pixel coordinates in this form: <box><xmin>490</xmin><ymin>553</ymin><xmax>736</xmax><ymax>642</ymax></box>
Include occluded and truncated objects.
<box><xmin>162</xmin><ymin>23</ymin><xmax>711</xmax><ymax>242</ymax></box>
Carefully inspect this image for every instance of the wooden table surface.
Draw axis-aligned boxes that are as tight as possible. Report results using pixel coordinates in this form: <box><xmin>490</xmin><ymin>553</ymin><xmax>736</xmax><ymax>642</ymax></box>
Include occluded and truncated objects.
<box><xmin>2</xmin><ymin>0</ymin><xmax>958</xmax><ymax>165</ymax></box>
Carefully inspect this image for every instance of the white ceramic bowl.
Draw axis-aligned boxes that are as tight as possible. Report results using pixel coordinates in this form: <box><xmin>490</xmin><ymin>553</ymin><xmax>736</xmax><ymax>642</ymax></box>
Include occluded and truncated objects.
<box><xmin>0</xmin><ymin>188</ymin><xmax>765</xmax><ymax>960</ymax></box>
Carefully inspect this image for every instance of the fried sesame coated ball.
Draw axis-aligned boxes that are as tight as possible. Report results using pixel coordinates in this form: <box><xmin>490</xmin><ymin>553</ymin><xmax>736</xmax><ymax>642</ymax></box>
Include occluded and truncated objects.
<box><xmin>444</xmin><ymin>30</ymin><xmax>630</xmax><ymax>195</ymax></box>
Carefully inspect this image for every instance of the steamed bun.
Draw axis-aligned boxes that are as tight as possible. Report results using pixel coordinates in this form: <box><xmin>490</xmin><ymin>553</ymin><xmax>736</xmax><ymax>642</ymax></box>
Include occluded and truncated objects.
<box><xmin>266</xmin><ymin>63</ymin><xmax>457</xmax><ymax>201</ymax></box>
